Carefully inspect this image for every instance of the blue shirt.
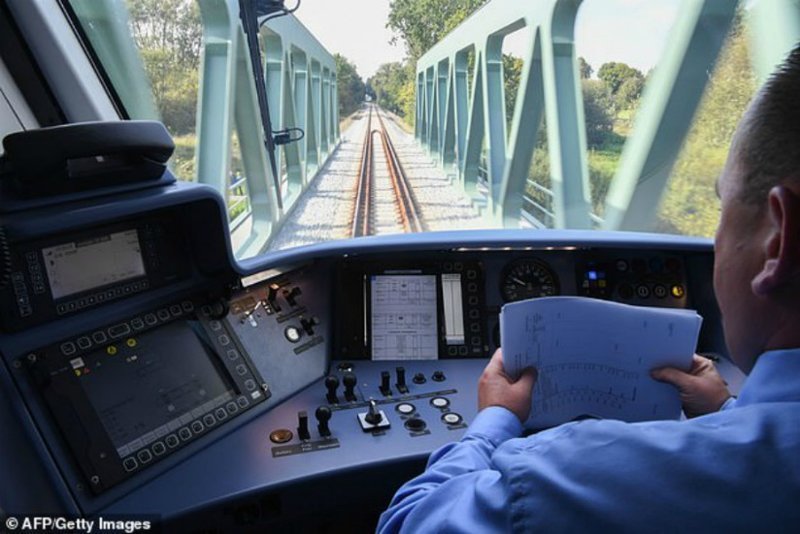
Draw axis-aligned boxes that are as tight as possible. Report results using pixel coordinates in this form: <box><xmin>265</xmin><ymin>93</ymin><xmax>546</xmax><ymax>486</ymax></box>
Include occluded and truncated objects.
<box><xmin>378</xmin><ymin>350</ymin><xmax>800</xmax><ymax>533</ymax></box>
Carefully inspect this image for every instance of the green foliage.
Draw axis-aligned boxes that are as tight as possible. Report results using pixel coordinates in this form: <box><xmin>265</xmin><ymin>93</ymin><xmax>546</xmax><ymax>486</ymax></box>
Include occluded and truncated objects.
<box><xmin>334</xmin><ymin>54</ymin><xmax>366</xmax><ymax>118</ymax></box>
<box><xmin>582</xmin><ymin>80</ymin><xmax>614</xmax><ymax>148</ymax></box>
<box><xmin>597</xmin><ymin>62</ymin><xmax>643</xmax><ymax>96</ymax></box>
<box><xmin>503</xmin><ymin>55</ymin><xmax>523</xmax><ymax>128</ymax></box>
<box><xmin>658</xmin><ymin>18</ymin><xmax>755</xmax><ymax>237</ymax></box>
<box><xmin>369</xmin><ymin>62</ymin><xmax>411</xmax><ymax>116</ymax></box>
<box><xmin>578</xmin><ymin>57</ymin><xmax>593</xmax><ymax>80</ymax></box>
<box><xmin>387</xmin><ymin>0</ymin><xmax>487</xmax><ymax>60</ymax></box>
<box><xmin>127</xmin><ymin>0</ymin><xmax>201</xmax><ymax>135</ymax></box>
<box><xmin>384</xmin><ymin>0</ymin><xmax>486</xmax><ymax>123</ymax></box>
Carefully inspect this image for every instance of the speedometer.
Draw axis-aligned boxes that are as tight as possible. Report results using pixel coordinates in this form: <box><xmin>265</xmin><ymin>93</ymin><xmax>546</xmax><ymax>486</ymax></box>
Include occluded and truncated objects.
<box><xmin>500</xmin><ymin>259</ymin><xmax>559</xmax><ymax>302</ymax></box>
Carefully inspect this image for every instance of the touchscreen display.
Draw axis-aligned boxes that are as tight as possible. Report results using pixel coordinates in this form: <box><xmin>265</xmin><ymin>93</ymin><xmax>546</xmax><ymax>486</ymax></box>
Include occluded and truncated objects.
<box><xmin>43</xmin><ymin>229</ymin><xmax>145</xmax><ymax>300</ymax></box>
<box><xmin>370</xmin><ymin>274</ymin><xmax>438</xmax><ymax>360</ymax></box>
<box><xmin>71</xmin><ymin>321</ymin><xmax>234</xmax><ymax>458</ymax></box>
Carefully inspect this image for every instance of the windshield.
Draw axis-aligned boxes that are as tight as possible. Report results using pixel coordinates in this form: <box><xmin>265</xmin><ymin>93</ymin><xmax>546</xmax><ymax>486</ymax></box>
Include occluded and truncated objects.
<box><xmin>64</xmin><ymin>0</ymin><xmax>771</xmax><ymax>259</ymax></box>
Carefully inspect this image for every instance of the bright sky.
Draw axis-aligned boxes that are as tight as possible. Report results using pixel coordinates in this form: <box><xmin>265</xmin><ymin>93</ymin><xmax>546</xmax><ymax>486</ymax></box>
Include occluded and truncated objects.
<box><xmin>295</xmin><ymin>1</ymin><xmax>682</xmax><ymax>80</ymax></box>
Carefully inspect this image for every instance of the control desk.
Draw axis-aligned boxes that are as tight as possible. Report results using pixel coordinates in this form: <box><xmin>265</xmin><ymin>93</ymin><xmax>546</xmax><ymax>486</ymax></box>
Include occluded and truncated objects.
<box><xmin>0</xmin><ymin>184</ymin><xmax>738</xmax><ymax>531</ymax></box>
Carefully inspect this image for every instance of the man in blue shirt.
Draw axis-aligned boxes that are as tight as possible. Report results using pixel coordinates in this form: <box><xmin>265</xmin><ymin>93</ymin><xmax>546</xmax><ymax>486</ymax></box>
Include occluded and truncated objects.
<box><xmin>378</xmin><ymin>46</ymin><xmax>800</xmax><ymax>533</ymax></box>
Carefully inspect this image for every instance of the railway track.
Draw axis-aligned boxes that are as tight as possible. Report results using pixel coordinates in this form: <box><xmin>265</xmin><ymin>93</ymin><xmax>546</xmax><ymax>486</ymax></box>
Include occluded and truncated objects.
<box><xmin>351</xmin><ymin>104</ymin><xmax>423</xmax><ymax>238</ymax></box>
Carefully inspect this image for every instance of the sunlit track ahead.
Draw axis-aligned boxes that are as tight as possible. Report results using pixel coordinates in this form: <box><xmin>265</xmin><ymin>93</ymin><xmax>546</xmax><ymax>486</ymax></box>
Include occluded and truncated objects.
<box><xmin>351</xmin><ymin>104</ymin><xmax>425</xmax><ymax>238</ymax></box>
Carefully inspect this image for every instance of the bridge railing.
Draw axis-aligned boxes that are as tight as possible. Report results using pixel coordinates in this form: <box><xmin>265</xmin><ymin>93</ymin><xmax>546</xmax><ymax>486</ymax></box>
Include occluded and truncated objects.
<box><xmin>195</xmin><ymin>1</ymin><xmax>338</xmax><ymax>258</ymax></box>
<box><xmin>416</xmin><ymin>0</ymin><xmax>800</xmax><ymax>232</ymax></box>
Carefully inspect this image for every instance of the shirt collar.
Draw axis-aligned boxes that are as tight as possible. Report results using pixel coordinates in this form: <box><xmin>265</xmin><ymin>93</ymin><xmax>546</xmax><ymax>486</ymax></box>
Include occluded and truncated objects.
<box><xmin>735</xmin><ymin>348</ymin><xmax>800</xmax><ymax>406</ymax></box>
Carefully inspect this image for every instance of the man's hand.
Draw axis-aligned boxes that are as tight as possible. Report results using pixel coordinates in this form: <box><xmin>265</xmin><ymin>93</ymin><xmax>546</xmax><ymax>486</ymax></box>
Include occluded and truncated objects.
<box><xmin>651</xmin><ymin>354</ymin><xmax>732</xmax><ymax>418</ymax></box>
<box><xmin>478</xmin><ymin>349</ymin><xmax>537</xmax><ymax>423</ymax></box>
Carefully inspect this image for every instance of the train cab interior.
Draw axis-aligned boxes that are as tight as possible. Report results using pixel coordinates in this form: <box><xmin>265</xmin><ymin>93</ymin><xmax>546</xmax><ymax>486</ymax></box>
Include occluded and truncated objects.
<box><xmin>0</xmin><ymin>0</ymin><xmax>793</xmax><ymax>531</ymax></box>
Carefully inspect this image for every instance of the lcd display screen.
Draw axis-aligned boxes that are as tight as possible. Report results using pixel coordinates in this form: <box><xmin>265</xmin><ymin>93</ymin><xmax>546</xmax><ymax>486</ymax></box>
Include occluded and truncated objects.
<box><xmin>43</xmin><ymin>229</ymin><xmax>145</xmax><ymax>300</ymax></box>
<box><xmin>370</xmin><ymin>274</ymin><xmax>438</xmax><ymax>360</ymax></box>
<box><xmin>71</xmin><ymin>321</ymin><xmax>234</xmax><ymax>458</ymax></box>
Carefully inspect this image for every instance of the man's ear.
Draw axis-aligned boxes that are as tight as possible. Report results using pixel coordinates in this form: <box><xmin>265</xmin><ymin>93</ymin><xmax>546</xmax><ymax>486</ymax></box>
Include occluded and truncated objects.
<box><xmin>752</xmin><ymin>185</ymin><xmax>800</xmax><ymax>295</ymax></box>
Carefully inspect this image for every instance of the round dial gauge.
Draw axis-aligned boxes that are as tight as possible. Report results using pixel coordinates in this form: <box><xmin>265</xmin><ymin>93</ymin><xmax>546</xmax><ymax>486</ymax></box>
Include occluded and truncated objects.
<box><xmin>500</xmin><ymin>259</ymin><xmax>559</xmax><ymax>302</ymax></box>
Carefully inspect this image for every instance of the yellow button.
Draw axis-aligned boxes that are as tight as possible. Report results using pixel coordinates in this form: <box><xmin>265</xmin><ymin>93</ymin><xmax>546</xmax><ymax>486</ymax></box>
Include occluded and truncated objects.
<box><xmin>107</xmin><ymin>345</ymin><xmax>117</xmax><ymax>355</ymax></box>
<box><xmin>671</xmin><ymin>285</ymin><xmax>685</xmax><ymax>298</ymax></box>
<box><xmin>74</xmin><ymin>369</ymin><xmax>81</xmax><ymax>377</ymax></box>
<box><xmin>126</xmin><ymin>338</ymin><xmax>137</xmax><ymax>348</ymax></box>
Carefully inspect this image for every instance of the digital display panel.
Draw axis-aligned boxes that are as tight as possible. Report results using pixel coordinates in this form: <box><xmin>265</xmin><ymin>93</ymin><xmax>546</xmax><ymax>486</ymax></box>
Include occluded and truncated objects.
<box><xmin>441</xmin><ymin>274</ymin><xmax>465</xmax><ymax>345</ymax></box>
<box><xmin>43</xmin><ymin>229</ymin><xmax>145</xmax><ymax>300</ymax></box>
<box><xmin>71</xmin><ymin>321</ymin><xmax>234</xmax><ymax>458</ymax></box>
<box><xmin>370</xmin><ymin>274</ymin><xmax>438</xmax><ymax>360</ymax></box>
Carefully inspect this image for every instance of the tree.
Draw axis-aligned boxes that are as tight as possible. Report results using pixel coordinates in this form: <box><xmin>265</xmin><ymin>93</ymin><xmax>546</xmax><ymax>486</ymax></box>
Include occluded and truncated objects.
<box><xmin>387</xmin><ymin>0</ymin><xmax>487</xmax><ymax>61</ymax></box>
<box><xmin>384</xmin><ymin>0</ymin><xmax>487</xmax><ymax>123</ymax></box>
<box><xmin>616</xmin><ymin>75</ymin><xmax>645</xmax><ymax>110</ymax></box>
<box><xmin>597</xmin><ymin>61</ymin><xmax>643</xmax><ymax>95</ymax></box>
<box><xmin>578</xmin><ymin>57</ymin><xmax>593</xmax><ymax>79</ymax></box>
<box><xmin>658</xmin><ymin>12</ymin><xmax>756</xmax><ymax>237</ymax></box>
<box><xmin>503</xmin><ymin>54</ymin><xmax>523</xmax><ymax>126</ymax></box>
<box><xmin>334</xmin><ymin>54</ymin><xmax>365</xmax><ymax>118</ymax></box>
<box><xmin>127</xmin><ymin>0</ymin><xmax>202</xmax><ymax>135</ymax></box>
<box><xmin>582</xmin><ymin>80</ymin><xmax>614</xmax><ymax>147</ymax></box>
<box><xmin>369</xmin><ymin>62</ymin><xmax>411</xmax><ymax>116</ymax></box>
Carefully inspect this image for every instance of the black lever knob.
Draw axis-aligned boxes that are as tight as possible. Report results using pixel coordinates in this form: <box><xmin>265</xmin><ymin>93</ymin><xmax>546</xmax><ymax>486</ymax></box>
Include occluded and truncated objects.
<box><xmin>365</xmin><ymin>399</ymin><xmax>382</xmax><ymax>425</ymax></box>
<box><xmin>297</xmin><ymin>411</ymin><xmax>310</xmax><ymax>441</ymax></box>
<box><xmin>413</xmin><ymin>372</ymin><xmax>426</xmax><ymax>384</ymax></box>
<box><xmin>325</xmin><ymin>375</ymin><xmax>339</xmax><ymax>404</ymax></box>
<box><xmin>343</xmin><ymin>372</ymin><xmax>357</xmax><ymax>402</ymax></box>
<box><xmin>396</xmin><ymin>366</ymin><xmax>408</xmax><ymax>393</ymax></box>
<box><xmin>284</xmin><ymin>286</ymin><xmax>302</xmax><ymax>307</ymax></box>
<box><xmin>301</xmin><ymin>316</ymin><xmax>320</xmax><ymax>336</ymax></box>
<box><xmin>315</xmin><ymin>405</ymin><xmax>332</xmax><ymax>437</ymax></box>
<box><xmin>267</xmin><ymin>284</ymin><xmax>281</xmax><ymax>312</ymax></box>
<box><xmin>380</xmin><ymin>370</ymin><xmax>392</xmax><ymax>396</ymax></box>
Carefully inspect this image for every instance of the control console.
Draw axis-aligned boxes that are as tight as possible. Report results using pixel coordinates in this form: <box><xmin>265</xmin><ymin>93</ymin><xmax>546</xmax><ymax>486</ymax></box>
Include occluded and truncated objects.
<box><xmin>1</xmin><ymin>212</ymin><xmax>190</xmax><ymax>331</ymax></box>
<box><xmin>24</xmin><ymin>298</ymin><xmax>268</xmax><ymax>494</ymax></box>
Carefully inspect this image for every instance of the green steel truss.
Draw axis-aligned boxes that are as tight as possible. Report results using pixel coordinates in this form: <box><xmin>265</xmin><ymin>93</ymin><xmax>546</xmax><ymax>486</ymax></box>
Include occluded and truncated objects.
<box><xmin>416</xmin><ymin>0</ymin><xmax>800</xmax><ymax>231</ymax></box>
<box><xmin>195</xmin><ymin>1</ymin><xmax>338</xmax><ymax>258</ymax></box>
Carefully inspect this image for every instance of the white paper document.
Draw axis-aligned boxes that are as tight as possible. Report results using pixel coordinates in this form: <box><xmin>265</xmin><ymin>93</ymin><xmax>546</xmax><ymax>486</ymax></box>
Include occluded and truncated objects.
<box><xmin>501</xmin><ymin>297</ymin><xmax>702</xmax><ymax>429</ymax></box>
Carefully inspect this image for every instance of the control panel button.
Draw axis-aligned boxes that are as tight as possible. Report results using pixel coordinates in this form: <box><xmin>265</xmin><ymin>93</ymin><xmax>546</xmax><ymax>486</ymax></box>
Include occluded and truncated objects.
<box><xmin>157</xmin><ymin>309</ymin><xmax>170</xmax><ymax>321</ymax></box>
<box><xmin>203</xmin><ymin>414</ymin><xmax>216</xmax><ymax>427</ymax></box>
<box><xmin>284</xmin><ymin>326</ymin><xmax>302</xmax><ymax>343</ymax></box>
<box><xmin>122</xmin><ymin>457</ymin><xmax>138</xmax><ymax>472</ymax></box>
<box><xmin>396</xmin><ymin>403</ymin><xmax>415</xmax><ymax>415</ymax></box>
<box><xmin>432</xmin><ymin>370</ymin><xmax>446</xmax><ymax>382</ymax></box>
<box><xmin>404</xmin><ymin>418</ymin><xmax>427</xmax><ymax>432</ymax></box>
<box><xmin>178</xmin><ymin>428</ymin><xmax>192</xmax><ymax>441</ymax></box>
<box><xmin>237</xmin><ymin>397</ymin><xmax>249</xmax><ymax>408</ymax></box>
<box><xmin>137</xmin><ymin>449</ymin><xmax>153</xmax><ymax>464</ymax></box>
<box><xmin>130</xmin><ymin>318</ymin><xmax>145</xmax><ymax>330</ymax></box>
<box><xmin>144</xmin><ymin>314</ymin><xmax>158</xmax><ymax>326</ymax></box>
<box><xmin>191</xmin><ymin>421</ymin><xmax>204</xmax><ymax>434</ymax></box>
<box><xmin>270</xmin><ymin>429</ymin><xmax>293</xmax><ymax>444</ymax></box>
<box><xmin>166</xmin><ymin>435</ymin><xmax>179</xmax><ymax>448</ymax></box>
<box><xmin>76</xmin><ymin>337</ymin><xmax>92</xmax><ymax>350</ymax></box>
<box><xmin>430</xmin><ymin>397</ymin><xmax>450</xmax><ymax>409</ymax></box>
<box><xmin>226</xmin><ymin>402</ymin><xmax>239</xmax><ymax>414</ymax></box>
<box><xmin>92</xmin><ymin>331</ymin><xmax>108</xmax><ymax>344</ymax></box>
<box><xmin>413</xmin><ymin>372</ymin><xmax>426</xmax><ymax>384</ymax></box>
<box><xmin>218</xmin><ymin>334</ymin><xmax>230</xmax><ymax>346</ymax></box>
<box><xmin>169</xmin><ymin>305</ymin><xmax>182</xmax><ymax>317</ymax></box>
<box><xmin>635</xmin><ymin>285</ymin><xmax>651</xmax><ymax>299</ymax></box>
<box><xmin>108</xmin><ymin>323</ymin><xmax>131</xmax><ymax>339</ymax></box>
<box><xmin>152</xmin><ymin>442</ymin><xmax>166</xmax><ymax>456</ymax></box>
<box><xmin>181</xmin><ymin>301</ymin><xmax>194</xmax><ymax>312</ymax></box>
<box><xmin>226</xmin><ymin>349</ymin><xmax>239</xmax><ymax>361</ymax></box>
<box><xmin>60</xmin><ymin>342</ymin><xmax>77</xmax><ymax>356</ymax></box>
<box><xmin>215</xmin><ymin>407</ymin><xmax>228</xmax><ymax>421</ymax></box>
<box><xmin>442</xmin><ymin>412</ymin><xmax>463</xmax><ymax>425</ymax></box>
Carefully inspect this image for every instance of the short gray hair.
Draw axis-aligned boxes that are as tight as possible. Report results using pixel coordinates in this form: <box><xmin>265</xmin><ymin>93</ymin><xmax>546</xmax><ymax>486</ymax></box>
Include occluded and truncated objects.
<box><xmin>737</xmin><ymin>43</ymin><xmax>800</xmax><ymax>205</ymax></box>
